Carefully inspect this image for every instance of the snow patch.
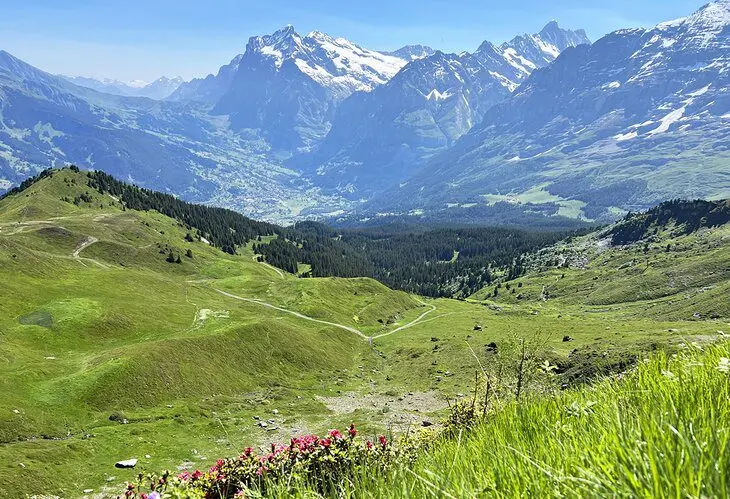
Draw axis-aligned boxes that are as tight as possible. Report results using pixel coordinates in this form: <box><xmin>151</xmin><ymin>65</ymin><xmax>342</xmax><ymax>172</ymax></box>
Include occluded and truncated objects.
<box><xmin>425</xmin><ymin>89</ymin><xmax>451</xmax><ymax>101</ymax></box>
<box><xmin>615</xmin><ymin>131</ymin><xmax>638</xmax><ymax>142</ymax></box>
<box><xmin>687</xmin><ymin>84</ymin><xmax>711</xmax><ymax>97</ymax></box>
<box><xmin>647</xmin><ymin>106</ymin><xmax>687</xmax><ymax>136</ymax></box>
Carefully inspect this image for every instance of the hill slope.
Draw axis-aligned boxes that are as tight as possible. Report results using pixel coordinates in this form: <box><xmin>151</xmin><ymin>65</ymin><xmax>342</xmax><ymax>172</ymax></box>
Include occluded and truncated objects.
<box><xmin>0</xmin><ymin>168</ymin><xmax>422</xmax><ymax>497</ymax></box>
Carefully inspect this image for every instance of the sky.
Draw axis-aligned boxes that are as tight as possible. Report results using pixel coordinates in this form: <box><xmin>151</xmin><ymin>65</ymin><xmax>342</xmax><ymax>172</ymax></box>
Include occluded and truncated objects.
<box><xmin>0</xmin><ymin>0</ymin><xmax>709</xmax><ymax>82</ymax></box>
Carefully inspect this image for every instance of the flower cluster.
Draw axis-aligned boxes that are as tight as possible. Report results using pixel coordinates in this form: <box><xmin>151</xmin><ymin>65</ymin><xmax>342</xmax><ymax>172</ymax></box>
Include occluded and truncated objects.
<box><xmin>121</xmin><ymin>424</ymin><xmax>416</xmax><ymax>498</ymax></box>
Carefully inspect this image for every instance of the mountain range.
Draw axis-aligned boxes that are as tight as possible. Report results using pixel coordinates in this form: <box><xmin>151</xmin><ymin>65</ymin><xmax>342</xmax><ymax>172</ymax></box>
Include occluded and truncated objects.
<box><xmin>296</xmin><ymin>21</ymin><xmax>590</xmax><ymax>196</ymax></box>
<box><xmin>370</xmin><ymin>0</ymin><xmax>730</xmax><ymax>221</ymax></box>
<box><xmin>61</xmin><ymin>75</ymin><xmax>184</xmax><ymax>99</ymax></box>
<box><xmin>0</xmin><ymin>1</ymin><xmax>728</xmax><ymax>224</ymax></box>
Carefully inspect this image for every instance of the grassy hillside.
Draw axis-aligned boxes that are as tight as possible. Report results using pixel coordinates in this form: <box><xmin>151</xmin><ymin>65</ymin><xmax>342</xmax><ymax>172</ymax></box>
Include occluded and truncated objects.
<box><xmin>0</xmin><ymin>169</ymin><xmax>422</xmax><ymax>497</ymax></box>
<box><xmin>471</xmin><ymin>208</ymin><xmax>730</xmax><ymax>321</ymax></box>
<box><xmin>0</xmin><ymin>169</ymin><xmax>727</xmax><ymax>498</ymax></box>
<box><xmin>142</xmin><ymin>341</ymin><xmax>730</xmax><ymax>498</ymax></box>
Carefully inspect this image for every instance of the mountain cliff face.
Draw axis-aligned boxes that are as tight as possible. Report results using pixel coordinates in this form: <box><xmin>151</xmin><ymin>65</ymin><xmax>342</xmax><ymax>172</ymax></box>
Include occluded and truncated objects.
<box><xmin>372</xmin><ymin>1</ymin><xmax>730</xmax><ymax>221</ymax></box>
<box><xmin>211</xmin><ymin>26</ymin><xmax>407</xmax><ymax>152</ymax></box>
<box><xmin>167</xmin><ymin>54</ymin><xmax>243</xmax><ymax>104</ymax></box>
<box><xmin>298</xmin><ymin>23</ymin><xmax>590</xmax><ymax>197</ymax></box>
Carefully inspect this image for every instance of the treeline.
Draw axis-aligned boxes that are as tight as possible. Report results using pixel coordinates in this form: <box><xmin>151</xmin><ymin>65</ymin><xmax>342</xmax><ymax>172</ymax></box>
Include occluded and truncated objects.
<box><xmin>3</xmin><ymin>167</ymin><xmax>582</xmax><ymax>297</ymax></box>
<box><xmin>255</xmin><ymin>222</ymin><xmax>573</xmax><ymax>297</ymax></box>
<box><xmin>86</xmin><ymin>170</ymin><xmax>278</xmax><ymax>253</ymax></box>
<box><xmin>610</xmin><ymin>199</ymin><xmax>730</xmax><ymax>245</ymax></box>
<box><xmin>0</xmin><ymin>168</ymin><xmax>55</xmax><ymax>200</ymax></box>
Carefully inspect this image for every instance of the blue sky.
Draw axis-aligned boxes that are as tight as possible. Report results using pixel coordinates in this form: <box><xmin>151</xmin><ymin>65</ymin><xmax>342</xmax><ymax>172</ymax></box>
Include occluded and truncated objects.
<box><xmin>0</xmin><ymin>0</ymin><xmax>708</xmax><ymax>82</ymax></box>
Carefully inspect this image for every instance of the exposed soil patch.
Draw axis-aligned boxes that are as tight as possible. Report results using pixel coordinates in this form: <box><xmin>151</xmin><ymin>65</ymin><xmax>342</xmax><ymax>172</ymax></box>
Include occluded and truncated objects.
<box><xmin>317</xmin><ymin>390</ymin><xmax>447</xmax><ymax>428</ymax></box>
<box><xmin>19</xmin><ymin>310</ymin><xmax>53</xmax><ymax>329</ymax></box>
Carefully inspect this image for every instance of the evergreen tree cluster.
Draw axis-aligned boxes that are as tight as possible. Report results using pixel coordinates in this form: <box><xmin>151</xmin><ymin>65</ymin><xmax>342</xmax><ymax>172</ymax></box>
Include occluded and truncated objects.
<box><xmin>610</xmin><ymin>199</ymin><xmax>730</xmax><ymax>245</ymax></box>
<box><xmin>0</xmin><ymin>168</ymin><xmax>55</xmax><ymax>200</ymax></box>
<box><xmin>255</xmin><ymin>222</ymin><xmax>570</xmax><ymax>298</ymax></box>
<box><xmin>86</xmin><ymin>170</ymin><xmax>278</xmax><ymax>252</ymax></box>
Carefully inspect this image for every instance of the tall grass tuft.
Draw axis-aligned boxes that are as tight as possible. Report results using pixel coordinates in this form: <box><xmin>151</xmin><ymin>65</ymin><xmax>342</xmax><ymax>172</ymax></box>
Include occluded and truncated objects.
<box><xmin>337</xmin><ymin>342</ymin><xmax>730</xmax><ymax>498</ymax></box>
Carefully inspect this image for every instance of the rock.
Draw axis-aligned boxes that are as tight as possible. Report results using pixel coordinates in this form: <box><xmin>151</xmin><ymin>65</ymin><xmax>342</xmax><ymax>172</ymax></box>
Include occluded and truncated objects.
<box><xmin>272</xmin><ymin>409</ymin><xmax>279</xmax><ymax>415</ymax></box>
<box><xmin>421</xmin><ymin>420</ymin><xmax>433</xmax><ymax>427</ymax></box>
<box><xmin>12</xmin><ymin>409</ymin><xmax>20</xmax><ymax>414</ymax></box>
<box><xmin>444</xmin><ymin>371</ymin><xmax>452</xmax><ymax>376</ymax></box>
<box><xmin>485</xmin><ymin>342</ymin><xmax>498</xmax><ymax>352</ymax></box>
<box><xmin>430</xmin><ymin>337</ymin><xmax>440</xmax><ymax>342</ymax></box>
<box><xmin>473</xmin><ymin>325</ymin><xmax>483</xmax><ymax>331</ymax></box>
<box><xmin>115</xmin><ymin>458</ymin><xmax>138</xmax><ymax>469</ymax></box>
<box><xmin>145</xmin><ymin>454</ymin><xmax>151</xmax><ymax>459</ymax></box>
<box><xmin>456</xmin><ymin>393</ymin><xmax>465</xmax><ymax>398</ymax></box>
<box><xmin>18</xmin><ymin>463</ymin><xmax>25</xmax><ymax>468</ymax></box>
<box><xmin>167</xmin><ymin>404</ymin><xmax>173</xmax><ymax>408</ymax></box>
<box><xmin>563</xmin><ymin>335</ymin><xmax>574</xmax><ymax>342</ymax></box>
<box><xmin>259</xmin><ymin>422</ymin><xmax>268</xmax><ymax>428</ymax></box>
<box><xmin>435</xmin><ymin>376</ymin><xmax>442</xmax><ymax>382</ymax></box>
<box><xmin>83</xmin><ymin>489</ymin><xmax>94</xmax><ymax>494</ymax></box>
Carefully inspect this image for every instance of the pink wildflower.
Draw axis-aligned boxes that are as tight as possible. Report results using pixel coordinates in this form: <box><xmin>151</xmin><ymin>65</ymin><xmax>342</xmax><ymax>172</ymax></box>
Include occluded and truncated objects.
<box><xmin>348</xmin><ymin>423</ymin><xmax>357</xmax><ymax>438</ymax></box>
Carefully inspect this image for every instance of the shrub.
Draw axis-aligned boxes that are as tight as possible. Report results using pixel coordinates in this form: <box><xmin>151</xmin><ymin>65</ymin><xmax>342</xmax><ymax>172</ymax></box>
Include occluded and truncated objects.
<box><xmin>123</xmin><ymin>425</ymin><xmax>425</xmax><ymax>498</ymax></box>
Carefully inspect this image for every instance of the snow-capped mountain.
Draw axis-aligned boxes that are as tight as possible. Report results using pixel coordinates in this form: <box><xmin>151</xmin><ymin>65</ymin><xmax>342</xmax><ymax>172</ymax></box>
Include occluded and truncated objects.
<box><xmin>212</xmin><ymin>25</ymin><xmax>408</xmax><ymax>152</ymax></box>
<box><xmin>61</xmin><ymin>75</ymin><xmax>184</xmax><ymax>99</ymax></box>
<box><xmin>376</xmin><ymin>0</ymin><xmax>730</xmax><ymax>221</ymax></box>
<box><xmin>502</xmin><ymin>21</ymin><xmax>590</xmax><ymax>67</ymax></box>
<box><xmin>299</xmin><ymin>22</ymin><xmax>589</xmax><ymax>197</ymax></box>
<box><xmin>386</xmin><ymin>45</ymin><xmax>437</xmax><ymax>61</ymax></box>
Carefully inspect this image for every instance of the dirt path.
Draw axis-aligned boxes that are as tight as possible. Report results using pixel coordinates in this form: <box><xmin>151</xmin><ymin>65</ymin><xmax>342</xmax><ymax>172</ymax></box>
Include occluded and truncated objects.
<box><xmin>252</xmin><ymin>255</ymin><xmax>285</xmax><ymax>279</ymax></box>
<box><xmin>372</xmin><ymin>299</ymin><xmax>438</xmax><ymax>340</ymax></box>
<box><xmin>71</xmin><ymin>236</ymin><xmax>110</xmax><ymax>269</ymax></box>
<box><xmin>72</xmin><ymin>236</ymin><xmax>98</xmax><ymax>258</ymax></box>
<box><xmin>214</xmin><ymin>288</ymin><xmax>370</xmax><ymax>339</ymax></box>
<box><xmin>214</xmin><ymin>289</ymin><xmax>439</xmax><ymax>343</ymax></box>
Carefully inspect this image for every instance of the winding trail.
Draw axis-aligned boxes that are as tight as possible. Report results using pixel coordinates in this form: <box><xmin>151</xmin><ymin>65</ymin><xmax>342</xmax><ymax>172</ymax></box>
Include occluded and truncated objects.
<box><xmin>72</xmin><ymin>236</ymin><xmax>98</xmax><ymax>258</ymax></box>
<box><xmin>214</xmin><ymin>288</ymin><xmax>369</xmax><ymax>339</ymax></box>
<box><xmin>213</xmin><ymin>289</ymin><xmax>438</xmax><ymax>342</ymax></box>
<box><xmin>371</xmin><ymin>299</ymin><xmax>438</xmax><ymax>340</ymax></box>
<box><xmin>71</xmin><ymin>236</ymin><xmax>110</xmax><ymax>269</ymax></box>
<box><xmin>252</xmin><ymin>255</ymin><xmax>284</xmax><ymax>279</ymax></box>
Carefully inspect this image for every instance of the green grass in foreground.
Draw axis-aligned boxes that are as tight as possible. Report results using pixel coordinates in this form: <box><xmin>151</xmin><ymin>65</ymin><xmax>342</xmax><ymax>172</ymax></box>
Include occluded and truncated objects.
<box><xmin>257</xmin><ymin>341</ymin><xmax>730</xmax><ymax>498</ymax></box>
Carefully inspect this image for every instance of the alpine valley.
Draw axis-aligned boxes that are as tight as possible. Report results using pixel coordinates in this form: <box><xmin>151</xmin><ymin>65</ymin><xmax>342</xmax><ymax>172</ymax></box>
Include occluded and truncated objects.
<box><xmin>1</xmin><ymin>2</ymin><xmax>729</xmax><ymax>225</ymax></box>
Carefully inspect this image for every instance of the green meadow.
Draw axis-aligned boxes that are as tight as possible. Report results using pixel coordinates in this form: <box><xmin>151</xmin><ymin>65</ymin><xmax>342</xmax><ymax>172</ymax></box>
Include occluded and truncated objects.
<box><xmin>0</xmin><ymin>169</ymin><xmax>727</xmax><ymax>497</ymax></box>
